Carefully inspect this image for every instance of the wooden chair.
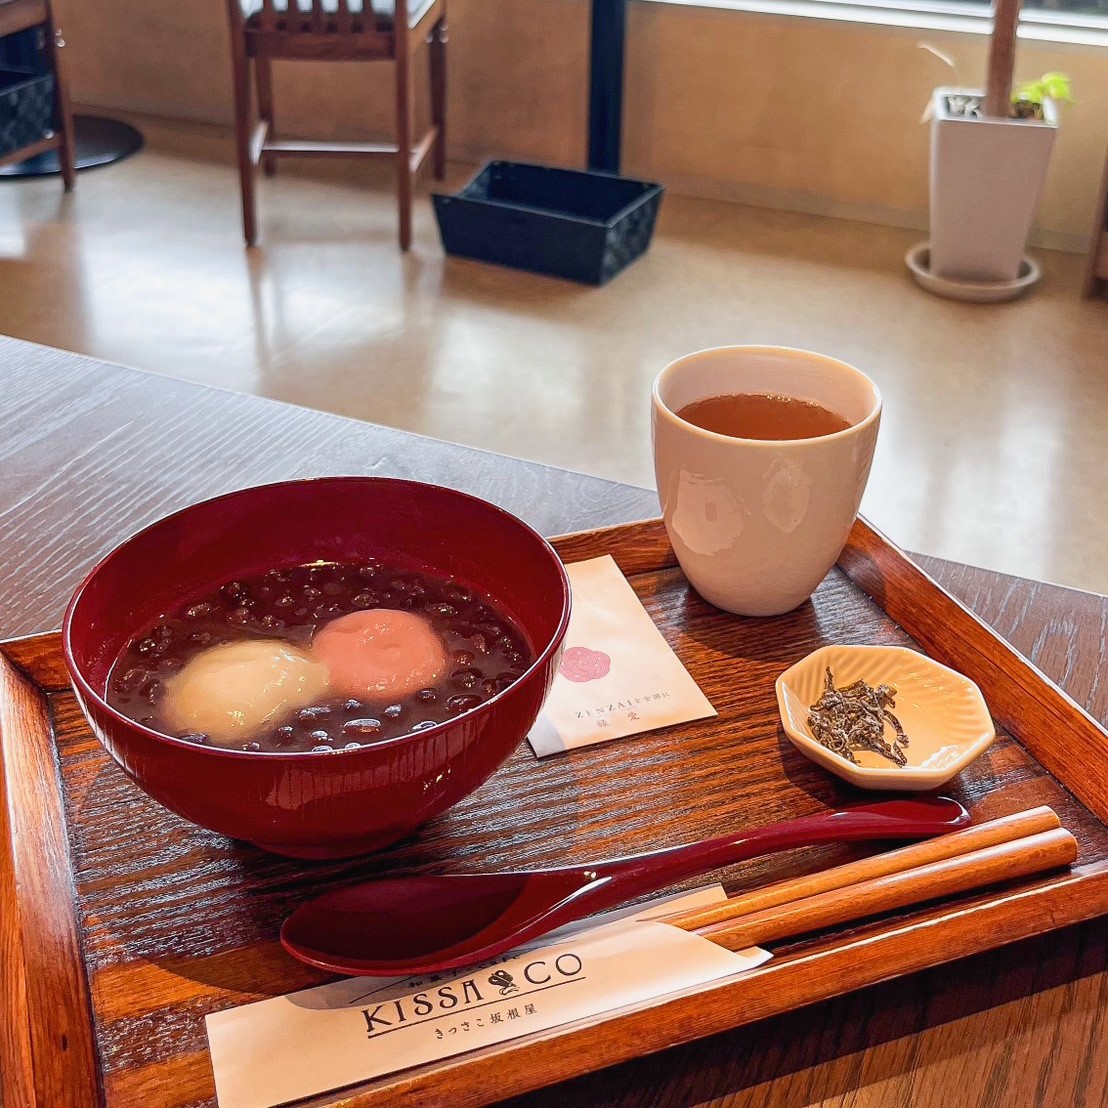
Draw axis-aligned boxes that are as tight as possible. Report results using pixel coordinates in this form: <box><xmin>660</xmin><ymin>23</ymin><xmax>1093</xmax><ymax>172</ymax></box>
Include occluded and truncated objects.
<box><xmin>0</xmin><ymin>0</ymin><xmax>75</xmax><ymax>190</ymax></box>
<box><xmin>1083</xmin><ymin>146</ymin><xmax>1108</xmax><ymax>299</ymax></box>
<box><xmin>227</xmin><ymin>0</ymin><xmax>447</xmax><ymax>250</ymax></box>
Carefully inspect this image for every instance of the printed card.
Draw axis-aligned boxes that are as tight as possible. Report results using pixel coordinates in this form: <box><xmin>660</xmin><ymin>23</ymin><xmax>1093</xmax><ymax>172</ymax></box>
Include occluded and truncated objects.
<box><xmin>528</xmin><ymin>555</ymin><xmax>716</xmax><ymax>756</ymax></box>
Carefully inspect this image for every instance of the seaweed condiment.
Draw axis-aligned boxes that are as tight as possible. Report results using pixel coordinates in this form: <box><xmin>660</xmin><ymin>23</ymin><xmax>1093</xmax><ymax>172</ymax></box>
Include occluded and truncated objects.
<box><xmin>807</xmin><ymin>667</ymin><xmax>910</xmax><ymax>766</ymax></box>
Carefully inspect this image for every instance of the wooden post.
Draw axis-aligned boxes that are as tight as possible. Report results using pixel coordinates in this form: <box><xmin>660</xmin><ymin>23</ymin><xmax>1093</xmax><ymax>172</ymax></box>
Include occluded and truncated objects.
<box><xmin>984</xmin><ymin>0</ymin><xmax>1022</xmax><ymax>119</ymax></box>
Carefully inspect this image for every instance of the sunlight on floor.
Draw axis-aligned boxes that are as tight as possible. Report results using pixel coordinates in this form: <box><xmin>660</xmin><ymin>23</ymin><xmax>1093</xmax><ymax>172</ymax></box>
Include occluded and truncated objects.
<box><xmin>0</xmin><ymin>120</ymin><xmax>1104</xmax><ymax>593</ymax></box>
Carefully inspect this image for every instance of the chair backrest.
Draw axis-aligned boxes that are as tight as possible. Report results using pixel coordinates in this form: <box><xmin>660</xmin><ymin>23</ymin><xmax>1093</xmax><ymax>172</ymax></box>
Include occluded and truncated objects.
<box><xmin>242</xmin><ymin>0</ymin><xmax>409</xmax><ymax>36</ymax></box>
<box><xmin>263</xmin><ymin>0</ymin><xmax>350</xmax><ymax>33</ymax></box>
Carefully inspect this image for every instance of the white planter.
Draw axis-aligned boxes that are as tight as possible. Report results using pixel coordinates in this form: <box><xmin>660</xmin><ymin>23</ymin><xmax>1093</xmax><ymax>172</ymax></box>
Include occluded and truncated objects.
<box><xmin>929</xmin><ymin>86</ymin><xmax>1058</xmax><ymax>284</ymax></box>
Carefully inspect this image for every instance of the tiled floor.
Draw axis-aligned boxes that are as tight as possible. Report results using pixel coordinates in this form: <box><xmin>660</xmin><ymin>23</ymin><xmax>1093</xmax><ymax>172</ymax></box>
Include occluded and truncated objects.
<box><xmin>0</xmin><ymin>116</ymin><xmax>1105</xmax><ymax>593</ymax></box>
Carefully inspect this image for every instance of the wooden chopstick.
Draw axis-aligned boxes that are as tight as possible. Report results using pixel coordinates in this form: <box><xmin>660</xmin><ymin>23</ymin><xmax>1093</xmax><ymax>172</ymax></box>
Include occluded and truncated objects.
<box><xmin>700</xmin><ymin>826</ymin><xmax>1077</xmax><ymax>953</ymax></box>
<box><xmin>666</xmin><ymin>806</ymin><xmax>1062</xmax><ymax>933</ymax></box>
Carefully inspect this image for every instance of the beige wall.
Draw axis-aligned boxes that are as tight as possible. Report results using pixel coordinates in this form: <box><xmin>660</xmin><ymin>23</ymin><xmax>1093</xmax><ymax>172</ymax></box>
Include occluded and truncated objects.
<box><xmin>624</xmin><ymin>4</ymin><xmax>1108</xmax><ymax>248</ymax></box>
<box><xmin>53</xmin><ymin>0</ymin><xmax>590</xmax><ymax>163</ymax></box>
<box><xmin>54</xmin><ymin>0</ymin><xmax>1108</xmax><ymax>246</ymax></box>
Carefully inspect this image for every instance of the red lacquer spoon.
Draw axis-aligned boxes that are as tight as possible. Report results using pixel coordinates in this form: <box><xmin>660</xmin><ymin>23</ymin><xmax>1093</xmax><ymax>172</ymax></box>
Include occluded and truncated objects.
<box><xmin>281</xmin><ymin>796</ymin><xmax>970</xmax><ymax>976</ymax></box>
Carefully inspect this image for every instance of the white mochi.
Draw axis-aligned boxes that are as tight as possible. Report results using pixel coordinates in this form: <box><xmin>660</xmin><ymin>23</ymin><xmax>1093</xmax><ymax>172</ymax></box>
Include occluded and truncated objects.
<box><xmin>163</xmin><ymin>639</ymin><xmax>330</xmax><ymax>746</ymax></box>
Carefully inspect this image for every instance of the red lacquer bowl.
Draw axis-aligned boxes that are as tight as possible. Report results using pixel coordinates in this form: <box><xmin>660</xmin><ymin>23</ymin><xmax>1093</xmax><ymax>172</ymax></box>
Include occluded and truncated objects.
<box><xmin>63</xmin><ymin>478</ymin><xmax>571</xmax><ymax>859</ymax></box>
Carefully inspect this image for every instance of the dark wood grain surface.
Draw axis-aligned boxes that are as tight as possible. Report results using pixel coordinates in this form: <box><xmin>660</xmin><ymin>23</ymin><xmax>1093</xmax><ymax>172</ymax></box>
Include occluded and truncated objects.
<box><xmin>5</xmin><ymin>523</ymin><xmax>1108</xmax><ymax>1108</ymax></box>
<box><xmin>1</xmin><ymin>335</ymin><xmax>1107</xmax><ymax>1108</ymax></box>
<box><xmin>0</xmin><ymin>337</ymin><xmax>656</xmax><ymax>641</ymax></box>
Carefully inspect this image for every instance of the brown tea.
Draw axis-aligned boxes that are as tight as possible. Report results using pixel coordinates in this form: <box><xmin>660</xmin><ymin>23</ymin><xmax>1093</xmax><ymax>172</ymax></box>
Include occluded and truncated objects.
<box><xmin>676</xmin><ymin>393</ymin><xmax>851</xmax><ymax>440</ymax></box>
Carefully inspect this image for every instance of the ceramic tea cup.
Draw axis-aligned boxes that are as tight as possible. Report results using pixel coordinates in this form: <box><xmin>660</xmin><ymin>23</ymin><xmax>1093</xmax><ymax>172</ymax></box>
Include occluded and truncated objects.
<box><xmin>651</xmin><ymin>346</ymin><xmax>881</xmax><ymax>617</ymax></box>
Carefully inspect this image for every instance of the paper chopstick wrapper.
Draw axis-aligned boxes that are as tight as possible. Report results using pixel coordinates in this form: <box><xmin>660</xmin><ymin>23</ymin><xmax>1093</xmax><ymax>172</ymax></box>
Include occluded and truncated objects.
<box><xmin>206</xmin><ymin>886</ymin><xmax>770</xmax><ymax>1108</ymax></box>
<box><xmin>528</xmin><ymin>555</ymin><xmax>716</xmax><ymax>756</ymax></box>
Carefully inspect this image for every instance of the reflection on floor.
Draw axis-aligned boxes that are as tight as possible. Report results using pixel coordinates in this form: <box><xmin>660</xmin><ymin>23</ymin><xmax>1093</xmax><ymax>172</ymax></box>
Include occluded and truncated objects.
<box><xmin>0</xmin><ymin>116</ymin><xmax>1104</xmax><ymax>593</ymax></box>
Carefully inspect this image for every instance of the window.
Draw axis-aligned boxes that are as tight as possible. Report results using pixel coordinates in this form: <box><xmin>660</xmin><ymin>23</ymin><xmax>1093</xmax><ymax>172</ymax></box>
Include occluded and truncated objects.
<box><xmin>647</xmin><ymin>0</ymin><xmax>1108</xmax><ymax>38</ymax></box>
<box><xmin>1025</xmin><ymin>0</ymin><xmax>1106</xmax><ymax>14</ymax></box>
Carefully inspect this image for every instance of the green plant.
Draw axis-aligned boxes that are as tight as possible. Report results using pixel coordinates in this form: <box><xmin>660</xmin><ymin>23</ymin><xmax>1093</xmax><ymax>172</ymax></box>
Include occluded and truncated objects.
<box><xmin>1015</xmin><ymin>72</ymin><xmax>1074</xmax><ymax>107</ymax></box>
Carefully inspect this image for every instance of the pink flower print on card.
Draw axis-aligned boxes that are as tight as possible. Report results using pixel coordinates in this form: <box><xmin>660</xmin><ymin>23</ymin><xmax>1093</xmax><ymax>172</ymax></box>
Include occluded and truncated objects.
<box><xmin>559</xmin><ymin>646</ymin><xmax>611</xmax><ymax>683</ymax></box>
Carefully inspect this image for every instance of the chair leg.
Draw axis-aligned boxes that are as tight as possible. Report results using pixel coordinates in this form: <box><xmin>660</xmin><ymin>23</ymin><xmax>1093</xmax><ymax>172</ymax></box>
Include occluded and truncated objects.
<box><xmin>429</xmin><ymin>19</ymin><xmax>447</xmax><ymax>181</ymax></box>
<box><xmin>230</xmin><ymin>34</ymin><xmax>259</xmax><ymax>246</ymax></box>
<box><xmin>255</xmin><ymin>55</ymin><xmax>277</xmax><ymax>178</ymax></box>
<box><xmin>47</xmin><ymin>21</ymin><xmax>76</xmax><ymax>191</ymax></box>
<box><xmin>395</xmin><ymin>45</ymin><xmax>413</xmax><ymax>251</ymax></box>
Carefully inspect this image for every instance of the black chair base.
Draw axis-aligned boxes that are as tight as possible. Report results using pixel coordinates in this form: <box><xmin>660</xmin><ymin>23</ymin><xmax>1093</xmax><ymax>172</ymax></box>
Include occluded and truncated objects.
<box><xmin>0</xmin><ymin>114</ymin><xmax>142</xmax><ymax>179</ymax></box>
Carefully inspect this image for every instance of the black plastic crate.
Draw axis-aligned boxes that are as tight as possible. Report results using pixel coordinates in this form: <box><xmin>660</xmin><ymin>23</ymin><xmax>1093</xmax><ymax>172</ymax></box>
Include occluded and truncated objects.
<box><xmin>0</xmin><ymin>67</ymin><xmax>55</xmax><ymax>158</ymax></box>
<box><xmin>433</xmin><ymin>161</ymin><xmax>664</xmax><ymax>285</ymax></box>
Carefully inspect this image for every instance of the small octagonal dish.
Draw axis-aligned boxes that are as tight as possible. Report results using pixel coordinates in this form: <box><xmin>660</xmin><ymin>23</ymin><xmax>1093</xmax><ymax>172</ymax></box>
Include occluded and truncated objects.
<box><xmin>775</xmin><ymin>644</ymin><xmax>995</xmax><ymax>791</ymax></box>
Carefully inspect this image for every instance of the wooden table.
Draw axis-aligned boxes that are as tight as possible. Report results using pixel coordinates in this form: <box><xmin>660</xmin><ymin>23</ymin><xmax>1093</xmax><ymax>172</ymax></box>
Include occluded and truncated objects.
<box><xmin>2</xmin><ymin>335</ymin><xmax>1106</xmax><ymax>1107</ymax></box>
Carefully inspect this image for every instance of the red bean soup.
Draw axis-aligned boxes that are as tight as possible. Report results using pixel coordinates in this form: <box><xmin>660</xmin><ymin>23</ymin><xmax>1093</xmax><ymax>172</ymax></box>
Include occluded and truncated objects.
<box><xmin>107</xmin><ymin>559</ymin><xmax>534</xmax><ymax>753</ymax></box>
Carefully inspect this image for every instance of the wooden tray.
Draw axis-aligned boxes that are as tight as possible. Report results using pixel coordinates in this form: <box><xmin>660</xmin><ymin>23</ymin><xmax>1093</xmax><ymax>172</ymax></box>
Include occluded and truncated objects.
<box><xmin>3</xmin><ymin>518</ymin><xmax>1108</xmax><ymax>1108</ymax></box>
